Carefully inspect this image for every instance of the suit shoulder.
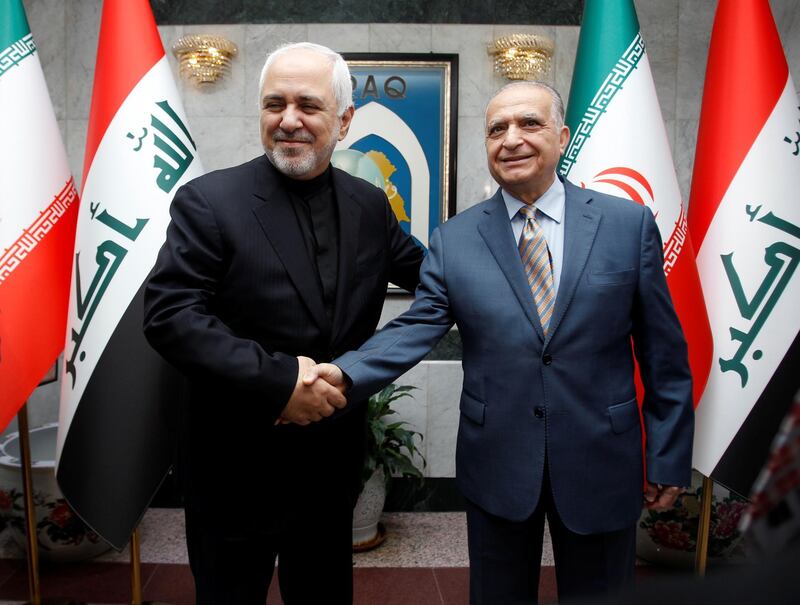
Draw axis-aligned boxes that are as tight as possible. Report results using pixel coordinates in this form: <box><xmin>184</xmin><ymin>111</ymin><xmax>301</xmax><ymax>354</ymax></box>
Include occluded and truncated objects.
<box><xmin>580</xmin><ymin>185</ymin><xmax>649</xmax><ymax>221</ymax></box>
<box><xmin>438</xmin><ymin>196</ymin><xmax>496</xmax><ymax>233</ymax></box>
<box><xmin>179</xmin><ymin>155</ymin><xmax>264</xmax><ymax>196</ymax></box>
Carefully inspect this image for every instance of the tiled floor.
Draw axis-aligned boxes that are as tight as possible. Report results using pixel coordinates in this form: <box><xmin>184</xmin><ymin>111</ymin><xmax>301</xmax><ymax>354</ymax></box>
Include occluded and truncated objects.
<box><xmin>0</xmin><ymin>509</ymin><xmax>682</xmax><ymax>604</ymax></box>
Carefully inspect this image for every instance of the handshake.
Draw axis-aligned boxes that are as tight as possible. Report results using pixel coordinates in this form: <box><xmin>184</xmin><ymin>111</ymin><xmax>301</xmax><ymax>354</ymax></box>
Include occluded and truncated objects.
<box><xmin>276</xmin><ymin>356</ymin><xmax>350</xmax><ymax>425</ymax></box>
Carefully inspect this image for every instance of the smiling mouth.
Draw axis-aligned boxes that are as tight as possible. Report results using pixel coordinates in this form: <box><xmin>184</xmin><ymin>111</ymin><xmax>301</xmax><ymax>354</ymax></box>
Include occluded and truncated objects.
<box><xmin>500</xmin><ymin>155</ymin><xmax>533</xmax><ymax>164</ymax></box>
<box><xmin>273</xmin><ymin>129</ymin><xmax>314</xmax><ymax>145</ymax></box>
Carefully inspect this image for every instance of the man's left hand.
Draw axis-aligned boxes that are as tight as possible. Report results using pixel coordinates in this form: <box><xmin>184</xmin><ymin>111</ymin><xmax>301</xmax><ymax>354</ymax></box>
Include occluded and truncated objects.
<box><xmin>643</xmin><ymin>482</ymin><xmax>684</xmax><ymax>510</ymax></box>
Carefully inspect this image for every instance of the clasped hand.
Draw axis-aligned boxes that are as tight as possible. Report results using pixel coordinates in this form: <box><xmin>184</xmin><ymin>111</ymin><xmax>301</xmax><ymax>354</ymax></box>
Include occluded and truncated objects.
<box><xmin>277</xmin><ymin>358</ymin><xmax>347</xmax><ymax>425</ymax></box>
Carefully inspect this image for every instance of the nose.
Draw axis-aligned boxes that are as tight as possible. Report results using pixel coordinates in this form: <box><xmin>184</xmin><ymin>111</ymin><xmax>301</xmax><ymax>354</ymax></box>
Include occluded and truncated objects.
<box><xmin>279</xmin><ymin>105</ymin><xmax>302</xmax><ymax>131</ymax></box>
<box><xmin>502</xmin><ymin>124</ymin><xmax>523</xmax><ymax>148</ymax></box>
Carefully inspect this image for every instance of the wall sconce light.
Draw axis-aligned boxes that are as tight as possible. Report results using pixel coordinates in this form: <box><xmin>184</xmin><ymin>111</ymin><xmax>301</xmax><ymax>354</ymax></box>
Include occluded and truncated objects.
<box><xmin>172</xmin><ymin>35</ymin><xmax>238</xmax><ymax>86</ymax></box>
<box><xmin>488</xmin><ymin>34</ymin><xmax>555</xmax><ymax>81</ymax></box>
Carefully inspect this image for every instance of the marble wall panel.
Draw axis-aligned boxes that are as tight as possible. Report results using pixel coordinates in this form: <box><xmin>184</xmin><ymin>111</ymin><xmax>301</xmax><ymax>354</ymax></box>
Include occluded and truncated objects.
<box><xmin>432</xmin><ymin>25</ymin><xmax>497</xmax><ymax>118</ymax></box>
<box><xmin>456</xmin><ymin>116</ymin><xmax>496</xmax><ymax>212</ymax></box>
<box><xmin>638</xmin><ymin>0</ymin><xmax>679</xmax><ymax>123</ymax></box>
<box><xmin>774</xmin><ymin>0</ymin><xmax>800</xmax><ymax>87</ymax></box>
<box><xmin>64</xmin><ymin>0</ymin><xmax>101</xmax><ymax>121</ymax></box>
<box><xmin>190</xmin><ymin>116</ymin><xmax>251</xmax><ymax>172</ymax></box>
<box><xmin>392</xmin><ymin>364</ymin><xmax>430</xmax><ymax>470</ymax></box>
<box><xmin>368</xmin><ymin>24</ymin><xmax>433</xmax><ymax>53</ymax></box>
<box><xmin>676</xmin><ymin>0</ymin><xmax>715</xmax><ymax>122</ymax></box>
<box><xmin>554</xmin><ymin>26</ymin><xmax>580</xmax><ymax>105</ymax></box>
<box><xmin>66</xmin><ymin>119</ymin><xmax>88</xmax><ymax>190</ymax></box>
<box><xmin>378</xmin><ymin>295</ymin><xmax>415</xmax><ymax>328</ymax></box>
<box><xmin>158</xmin><ymin>25</ymin><xmax>185</xmax><ymax>87</ymax></box>
<box><xmin>674</xmin><ymin>118</ymin><xmax>699</xmax><ymax>205</ymax></box>
<box><xmin>308</xmin><ymin>24</ymin><xmax>371</xmax><ymax>53</ymax></box>
<box><xmin>425</xmin><ymin>361</ymin><xmax>463</xmax><ymax>477</ymax></box>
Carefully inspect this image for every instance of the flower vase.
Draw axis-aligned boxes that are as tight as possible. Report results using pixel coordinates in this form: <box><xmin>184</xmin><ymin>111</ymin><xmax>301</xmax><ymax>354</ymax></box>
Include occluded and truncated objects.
<box><xmin>0</xmin><ymin>423</ymin><xmax>111</xmax><ymax>561</ymax></box>
<box><xmin>637</xmin><ymin>470</ymin><xmax>748</xmax><ymax>567</ymax></box>
<box><xmin>352</xmin><ymin>467</ymin><xmax>386</xmax><ymax>550</ymax></box>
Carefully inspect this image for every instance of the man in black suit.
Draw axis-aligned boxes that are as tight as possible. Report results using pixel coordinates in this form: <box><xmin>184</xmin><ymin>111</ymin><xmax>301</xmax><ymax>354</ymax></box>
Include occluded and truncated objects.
<box><xmin>143</xmin><ymin>42</ymin><xmax>423</xmax><ymax>604</ymax></box>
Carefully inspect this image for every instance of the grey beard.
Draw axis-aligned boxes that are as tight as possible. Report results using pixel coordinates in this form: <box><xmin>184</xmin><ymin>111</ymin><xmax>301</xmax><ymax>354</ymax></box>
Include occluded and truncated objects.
<box><xmin>266</xmin><ymin>145</ymin><xmax>318</xmax><ymax>177</ymax></box>
<box><xmin>264</xmin><ymin>122</ymin><xmax>341</xmax><ymax>178</ymax></box>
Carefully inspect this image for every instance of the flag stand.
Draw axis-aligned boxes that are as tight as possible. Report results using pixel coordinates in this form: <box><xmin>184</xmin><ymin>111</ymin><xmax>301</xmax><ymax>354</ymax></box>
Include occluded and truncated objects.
<box><xmin>17</xmin><ymin>403</ymin><xmax>79</xmax><ymax>605</ymax></box>
<box><xmin>129</xmin><ymin>526</ymin><xmax>170</xmax><ymax>605</ymax></box>
<box><xmin>131</xmin><ymin>527</ymin><xmax>143</xmax><ymax>605</ymax></box>
<box><xmin>694</xmin><ymin>474</ymin><xmax>714</xmax><ymax>576</ymax></box>
<box><xmin>18</xmin><ymin>402</ymin><xmax>42</xmax><ymax>605</ymax></box>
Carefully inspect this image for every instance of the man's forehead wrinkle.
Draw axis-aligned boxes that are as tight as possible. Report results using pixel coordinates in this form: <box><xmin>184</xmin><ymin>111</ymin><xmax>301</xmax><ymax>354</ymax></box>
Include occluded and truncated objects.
<box><xmin>487</xmin><ymin>110</ymin><xmax>543</xmax><ymax>127</ymax></box>
<box><xmin>261</xmin><ymin>92</ymin><xmax>326</xmax><ymax>103</ymax></box>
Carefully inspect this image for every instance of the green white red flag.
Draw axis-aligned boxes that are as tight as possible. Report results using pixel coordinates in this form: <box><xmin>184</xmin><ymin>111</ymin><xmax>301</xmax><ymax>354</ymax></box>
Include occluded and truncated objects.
<box><xmin>0</xmin><ymin>0</ymin><xmax>79</xmax><ymax>430</ymax></box>
<box><xmin>560</xmin><ymin>0</ymin><xmax>712</xmax><ymax>407</ymax></box>
<box><xmin>689</xmin><ymin>0</ymin><xmax>800</xmax><ymax>496</ymax></box>
<box><xmin>56</xmin><ymin>0</ymin><xmax>203</xmax><ymax>548</ymax></box>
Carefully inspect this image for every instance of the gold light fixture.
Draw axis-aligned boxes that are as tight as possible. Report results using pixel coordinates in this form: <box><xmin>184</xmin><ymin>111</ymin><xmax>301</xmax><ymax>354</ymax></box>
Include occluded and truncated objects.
<box><xmin>172</xmin><ymin>35</ymin><xmax>238</xmax><ymax>86</ymax></box>
<box><xmin>488</xmin><ymin>34</ymin><xmax>555</xmax><ymax>81</ymax></box>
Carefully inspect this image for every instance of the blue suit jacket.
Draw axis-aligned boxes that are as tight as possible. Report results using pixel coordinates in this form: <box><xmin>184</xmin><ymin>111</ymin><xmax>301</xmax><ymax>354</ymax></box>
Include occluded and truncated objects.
<box><xmin>337</xmin><ymin>178</ymin><xmax>694</xmax><ymax>534</ymax></box>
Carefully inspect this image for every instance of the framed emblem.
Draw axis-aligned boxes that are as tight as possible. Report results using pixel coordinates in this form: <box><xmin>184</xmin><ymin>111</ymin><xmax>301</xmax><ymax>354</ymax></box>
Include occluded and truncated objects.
<box><xmin>334</xmin><ymin>53</ymin><xmax>458</xmax><ymax>257</ymax></box>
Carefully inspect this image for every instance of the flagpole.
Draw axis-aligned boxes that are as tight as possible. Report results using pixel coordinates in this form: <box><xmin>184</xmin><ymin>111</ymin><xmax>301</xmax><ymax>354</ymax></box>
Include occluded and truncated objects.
<box><xmin>694</xmin><ymin>474</ymin><xmax>714</xmax><ymax>576</ymax></box>
<box><xmin>131</xmin><ymin>527</ymin><xmax>143</xmax><ymax>605</ymax></box>
<box><xmin>18</xmin><ymin>402</ymin><xmax>42</xmax><ymax>605</ymax></box>
<box><xmin>130</xmin><ymin>526</ymin><xmax>171</xmax><ymax>605</ymax></box>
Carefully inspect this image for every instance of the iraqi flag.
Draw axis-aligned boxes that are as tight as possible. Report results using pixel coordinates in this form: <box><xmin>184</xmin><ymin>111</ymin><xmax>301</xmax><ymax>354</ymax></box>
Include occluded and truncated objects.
<box><xmin>559</xmin><ymin>0</ymin><xmax>712</xmax><ymax>407</ymax></box>
<box><xmin>0</xmin><ymin>0</ymin><xmax>79</xmax><ymax>430</ymax></box>
<box><xmin>56</xmin><ymin>0</ymin><xmax>203</xmax><ymax>549</ymax></box>
<box><xmin>689</xmin><ymin>0</ymin><xmax>800</xmax><ymax>497</ymax></box>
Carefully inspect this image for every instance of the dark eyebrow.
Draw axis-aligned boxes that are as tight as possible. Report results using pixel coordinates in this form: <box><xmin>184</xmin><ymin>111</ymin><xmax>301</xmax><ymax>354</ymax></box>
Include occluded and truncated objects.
<box><xmin>262</xmin><ymin>94</ymin><xmax>285</xmax><ymax>104</ymax></box>
<box><xmin>297</xmin><ymin>94</ymin><xmax>325</xmax><ymax>105</ymax></box>
<box><xmin>519</xmin><ymin>112</ymin><xmax>543</xmax><ymax>123</ymax></box>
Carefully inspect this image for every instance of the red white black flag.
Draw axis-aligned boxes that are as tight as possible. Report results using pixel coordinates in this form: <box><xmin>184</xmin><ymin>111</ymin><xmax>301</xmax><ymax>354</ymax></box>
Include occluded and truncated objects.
<box><xmin>690</xmin><ymin>0</ymin><xmax>800</xmax><ymax>496</ymax></box>
<box><xmin>56</xmin><ymin>0</ymin><xmax>203</xmax><ymax>549</ymax></box>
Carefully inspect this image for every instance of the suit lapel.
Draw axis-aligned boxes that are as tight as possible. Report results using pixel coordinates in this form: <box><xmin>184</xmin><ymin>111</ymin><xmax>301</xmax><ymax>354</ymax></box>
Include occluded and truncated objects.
<box><xmin>477</xmin><ymin>190</ymin><xmax>546</xmax><ymax>342</ymax></box>
<box><xmin>330</xmin><ymin>168</ymin><xmax>361</xmax><ymax>345</ymax></box>
<box><xmin>251</xmin><ymin>157</ymin><xmax>329</xmax><ymax>332</ymax></box>
<box><xmin>546</xmin><ymin>180</ymin><xmax>601</xmax><ymax>341</ymax></box>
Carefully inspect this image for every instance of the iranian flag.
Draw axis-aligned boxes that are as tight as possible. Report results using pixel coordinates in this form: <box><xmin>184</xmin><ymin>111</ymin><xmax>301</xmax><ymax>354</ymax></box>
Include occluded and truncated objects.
<box><xmin>559</xmin><ymin>0</ymin><xmax>712</xmax><ymax>407</ymax></box>
<box><xmin>689</xmin><ymin>0</ymin><xmax>800</xmax><ymax>496</ymax></box>
<box><xmin>56</xmin><ymin>0</ymin><xmax>203</xmax><ymax>549</ymax></box>
<box><xmin>0</xmin><ymin>0</ymin><xmax>79</xmax><ymax>430</ymax></box>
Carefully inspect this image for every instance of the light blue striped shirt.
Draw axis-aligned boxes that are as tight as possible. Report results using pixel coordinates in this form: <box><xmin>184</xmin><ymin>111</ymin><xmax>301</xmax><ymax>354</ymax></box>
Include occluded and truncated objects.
<box><xmin>502</xmin><ymin>177</ymin><xmax>566</xmax><ymax>297</ymax></box>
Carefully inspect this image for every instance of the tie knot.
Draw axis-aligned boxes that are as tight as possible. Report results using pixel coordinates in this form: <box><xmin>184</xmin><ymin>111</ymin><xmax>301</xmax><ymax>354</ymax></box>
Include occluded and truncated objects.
<box><xmin>519</xmin><ymin>205</ymin><xmax>537</xmax><ymax>220</ymax></box>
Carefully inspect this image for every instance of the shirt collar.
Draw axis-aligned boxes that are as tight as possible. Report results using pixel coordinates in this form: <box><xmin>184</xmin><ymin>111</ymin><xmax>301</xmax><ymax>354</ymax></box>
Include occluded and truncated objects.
<box><xmin>502</xmin><ymin>175</ymin><xmax>565</xmax><ymax>224</ymax></box>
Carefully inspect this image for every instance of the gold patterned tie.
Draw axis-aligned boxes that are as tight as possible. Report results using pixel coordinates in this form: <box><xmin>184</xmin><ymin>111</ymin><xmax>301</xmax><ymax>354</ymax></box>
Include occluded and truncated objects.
<box><xmin>518</xmin><ymin>205</ymin><xmax>555</xmax><ymax>335</ymax></box>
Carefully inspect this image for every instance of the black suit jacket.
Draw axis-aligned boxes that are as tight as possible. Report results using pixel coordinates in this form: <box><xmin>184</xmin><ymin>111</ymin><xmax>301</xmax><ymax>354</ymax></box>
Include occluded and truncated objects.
<box><xmin>143</xmin><ymin>155</ymin><xmax>423</xmax><ymax>534</ymax></box>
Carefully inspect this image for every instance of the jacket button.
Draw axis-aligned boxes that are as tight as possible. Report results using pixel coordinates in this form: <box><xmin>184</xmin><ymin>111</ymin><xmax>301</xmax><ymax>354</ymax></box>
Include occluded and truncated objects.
<box><xmin>534</xmin><ymin>407</ymin><xmax>545</xmax><ymax>419</ymax></box>
<box><xmin>542</xmin><ymin>354</ymin><xmax>552</xmax><ymax>365</ymax></box>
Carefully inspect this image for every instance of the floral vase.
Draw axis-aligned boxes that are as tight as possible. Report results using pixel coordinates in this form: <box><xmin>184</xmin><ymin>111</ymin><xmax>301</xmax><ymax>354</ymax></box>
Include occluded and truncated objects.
<box><xmin>352</xmin><ymin>467</ymin><xmax>386</xmax><ymax>550</ymax></box>
<box><xmin>636</xmin><ymin>470</ymin><xmax>748</xmax><ymax>567</ymax></box>
<box><xmin>0</xmin><ymin>423</ymin><xmax>111</xmax><ymax>561</ymax></box>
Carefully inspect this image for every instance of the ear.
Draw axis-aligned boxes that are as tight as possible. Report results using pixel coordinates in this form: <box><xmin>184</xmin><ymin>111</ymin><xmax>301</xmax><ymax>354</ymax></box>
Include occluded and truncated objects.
<box><xmin>559</xmin><ymin>125</ymin><xmax>570</xmax><ymax>154</ymax></box>
<box><xmin>338</xmin><ymin>106</ymin><xmax>355</xmax><ymax>140</ymax></box>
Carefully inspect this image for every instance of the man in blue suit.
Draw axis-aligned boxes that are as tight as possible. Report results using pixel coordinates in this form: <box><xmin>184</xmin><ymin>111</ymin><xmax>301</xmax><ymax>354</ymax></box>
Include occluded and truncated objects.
<box><xmin>303</xmin><ymin>82</ymin><xmax>694</xmax><ymax>603</ymax></box>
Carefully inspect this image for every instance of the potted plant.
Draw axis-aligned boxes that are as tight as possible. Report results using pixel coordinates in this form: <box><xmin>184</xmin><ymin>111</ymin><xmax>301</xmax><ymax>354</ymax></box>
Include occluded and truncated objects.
<box><xmin>352</xmin><ymin>384</ymin><xmax>426</xmax><ymax>550</ymax></box>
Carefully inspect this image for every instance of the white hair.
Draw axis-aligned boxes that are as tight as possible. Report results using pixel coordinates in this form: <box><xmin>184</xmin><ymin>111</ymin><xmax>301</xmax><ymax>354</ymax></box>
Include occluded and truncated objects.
<box><xmin>258</xmin><ymin>42</ymin><xmax>354</xmax><ymax>116</ymax></box>
<box><xmin>487</xmin><ymin>81</ymin><xmax>565</xmax><ymax>129</ymax></box>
